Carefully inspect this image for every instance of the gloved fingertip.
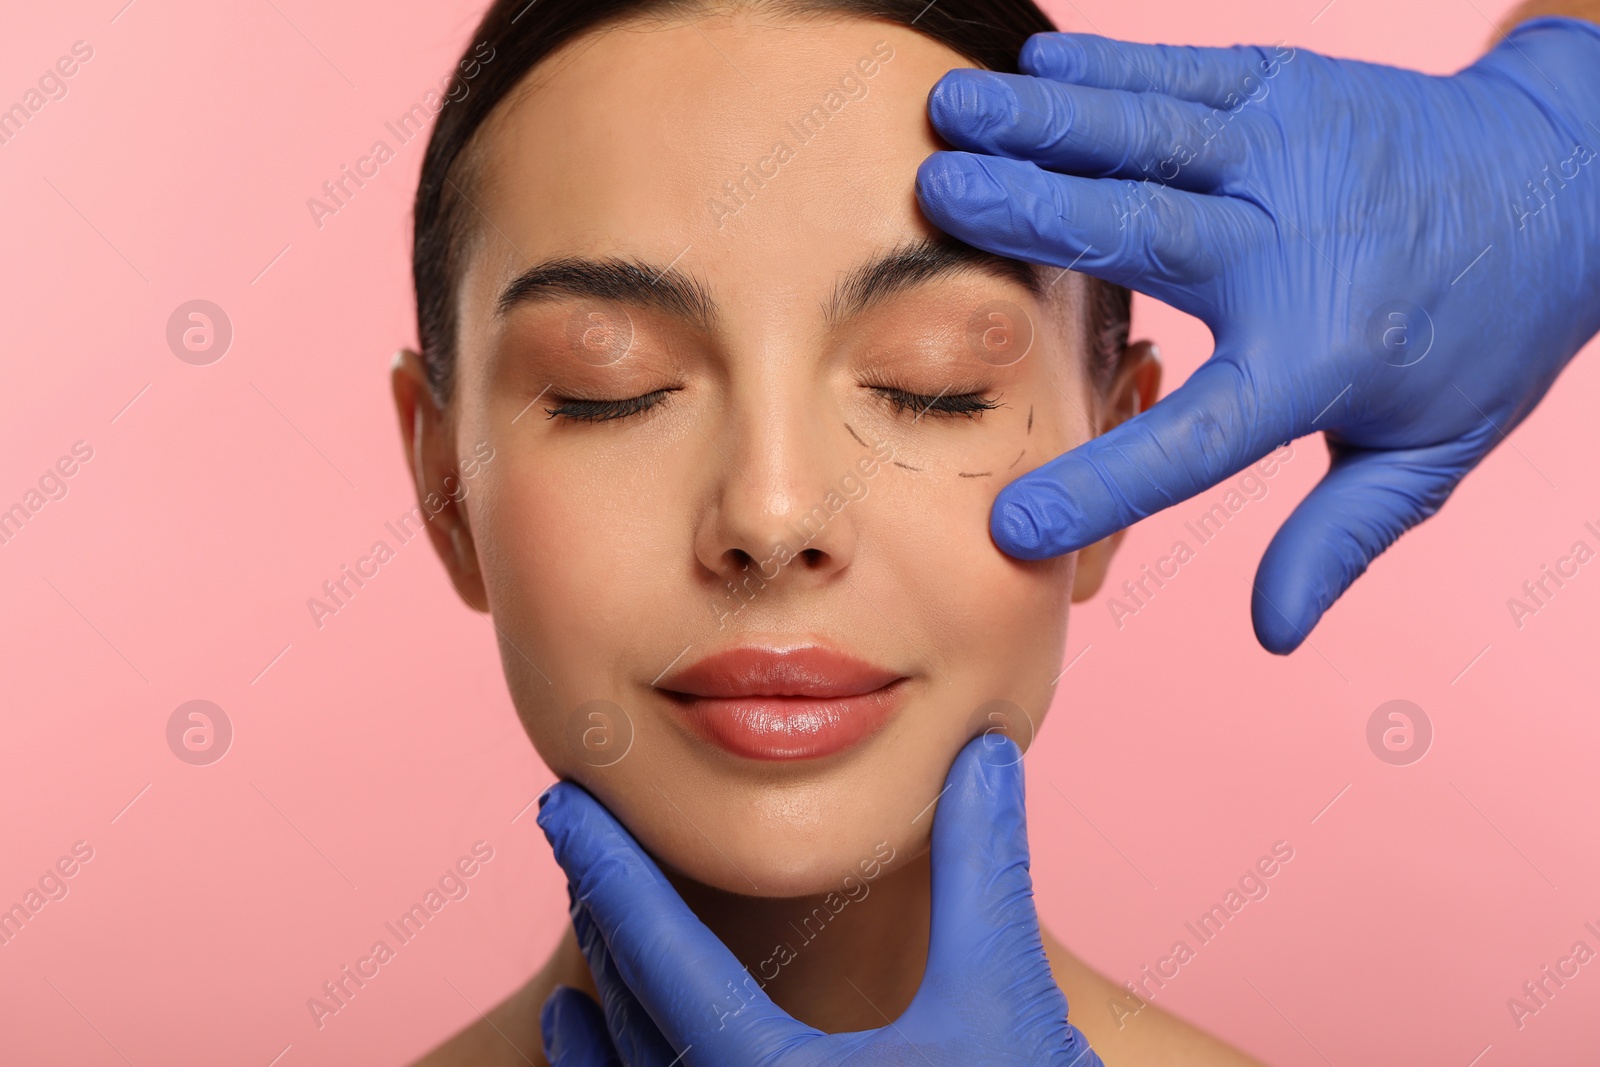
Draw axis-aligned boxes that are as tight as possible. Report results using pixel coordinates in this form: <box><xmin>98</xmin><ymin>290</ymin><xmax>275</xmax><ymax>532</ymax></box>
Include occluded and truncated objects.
<box><xmin>926</xmin><ymin>68</ymin><xmax>981</xmax><ymax>116</ymax></box>
<box><xmin>534</xmin><ymin>781</ymin><xmax>570</xmax><ymax>834</ymax></box>
<box><xmin>933</xmin><ymin>736</ymin><xmax>1028</xmax><ymax>844</ymax></box>
<box><xmin>915</xmin><ymin>151</ymin><xmax>969</xmax><ymax>204</ymax></box>
<box><xmin>915</xmin><ymin>152</ymin><xmax>1005</xmax><ymax>215</ymax></box>
<box><xmin>539</xmin><ymin>986</ymin><xmax>564</xmax><ymax>1053</ymax></box>
<box><xmin>540</xmin><ymin>985</ymin><xmax>597</xmax><ymax>1065</ymax></box>
<box><xmin>926</xmin><ymin>69</ymin><xmax>1016</xmax><ymax>141</ymax></box>
<box><xmin>1019</xmin><ymin>32</ymin><xmax>1077</xmax><ymax>78</ymax></box>
<box><xmin>536</xmin><ymin>783</ymin><xmax>598</xmax><ymax>852</ymax></box>
<box><xmin>1250</xmin><ymin>582</ymin><xmax>1314</xmax><ymax>656</ymax></box>
<box><xmin>991</xmin><ymin>490</ymin><xmax>1068</xmax><ymax>560</ymax></box>
<box><xmin>955</xmin><ymin>732</ymin><xmax>1026</xmax><ymax>791</ymax></box>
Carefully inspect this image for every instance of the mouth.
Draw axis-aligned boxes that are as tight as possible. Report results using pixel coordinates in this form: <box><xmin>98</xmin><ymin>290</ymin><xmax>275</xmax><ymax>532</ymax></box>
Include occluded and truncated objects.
<box><xmin>655</xmin><ymin>644</ymin><xmax>909</xmax><ymax>761</ymax></box>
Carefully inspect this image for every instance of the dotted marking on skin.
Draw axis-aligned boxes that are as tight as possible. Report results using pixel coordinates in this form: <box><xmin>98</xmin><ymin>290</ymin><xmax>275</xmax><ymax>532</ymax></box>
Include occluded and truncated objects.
<box><xmin>1027</xmin><ymin>405</ymin><xmax>1033</xmax><ymax>433</ymax></box>
<box><xmin>892</xmin><ymin>460</ymin><xmax>922</xmax><ymax>472</ymax></box>
<box><xmin>1007</xmin><ymin>449</ymin><xmax>1025</xmax><ymax>470</ymax></box>
<box><xmin>843</xmin><ymin>422</ymin><xmax>868</xmax><ymax>449</ymax></box>
<box><xmin>957</xmin><ymin>471</ymin><xmax>993</xmax><ymax>478</ymax></box>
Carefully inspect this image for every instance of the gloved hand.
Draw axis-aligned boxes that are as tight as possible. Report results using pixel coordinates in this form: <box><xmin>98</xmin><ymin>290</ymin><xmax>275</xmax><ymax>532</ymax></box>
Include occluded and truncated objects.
<box><xmin>535</xmin><ymin>736</ymin><xmax>1101</xmax><ymax>1066</ymax></box>
<box><xmin>915</xmin><ymin>18</ymin><xmax>1600</xmax><ymax>653</ymax></box>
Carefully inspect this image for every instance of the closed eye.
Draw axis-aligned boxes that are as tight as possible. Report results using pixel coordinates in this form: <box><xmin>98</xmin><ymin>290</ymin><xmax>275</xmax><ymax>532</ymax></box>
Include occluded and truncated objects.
<box><xmin>541</xmin><ymin>385</ymin><xmax>998</xmax><ymax>423</ymax></box>
<box><xmin>869</xmin><ymin>385</ymin><xmax>999</xmax><ymax>420</ymax></box>
<box><xmin>544</xmin><ymin>387</ymin><xmax>679</xmax><ymax>423</ymax></box>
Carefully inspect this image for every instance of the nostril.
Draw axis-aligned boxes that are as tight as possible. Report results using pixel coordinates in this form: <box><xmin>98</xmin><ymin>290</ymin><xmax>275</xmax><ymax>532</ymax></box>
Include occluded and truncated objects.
<box><xmin>800</xmin><ymin>548</ymin><xmax>825</xmax><ymax>568</ymax></box>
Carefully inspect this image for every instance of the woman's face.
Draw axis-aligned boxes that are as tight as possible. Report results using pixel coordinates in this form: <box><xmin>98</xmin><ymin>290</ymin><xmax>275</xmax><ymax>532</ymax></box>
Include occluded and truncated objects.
<box><xmin>395</xmin><ymin>10</ymin><xmax>1148</xmax><ymax>897</ymax></box>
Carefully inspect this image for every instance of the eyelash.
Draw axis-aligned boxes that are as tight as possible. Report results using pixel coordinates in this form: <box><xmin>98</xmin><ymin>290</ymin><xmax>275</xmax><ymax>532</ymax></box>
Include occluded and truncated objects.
<box><xmin>869</xmin><ymin>386</ymin><xmax>999</xmax><ymax>420</ymax></box>
<box><xmin>541</xmin><ymin>385</ymin><xmax>1000</xmax><ymax>423</ymax></box>
<box><xmin>545</xmin><ymin>388</ymin><xmax>678</xmax><ymax>423</ymax></box>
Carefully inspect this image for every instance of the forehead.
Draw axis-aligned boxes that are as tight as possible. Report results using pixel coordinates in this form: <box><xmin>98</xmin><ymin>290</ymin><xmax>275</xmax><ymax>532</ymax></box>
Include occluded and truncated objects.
<box><xmin>462</xmin><ymin>13</ymin><xmax>981</xmax><ymax>312</ymax></box>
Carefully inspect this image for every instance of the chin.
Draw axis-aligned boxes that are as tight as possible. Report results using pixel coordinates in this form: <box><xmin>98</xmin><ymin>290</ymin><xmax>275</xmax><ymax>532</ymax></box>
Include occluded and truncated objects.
<box><xmin>550</xmin><ymin>712</ymin><xmax>972</xmax><ymax>900</ymax></box>
<box><xmin>648</xmin><ymin>784</ymin><xmax>922</xmax><ymax>900</ymax></box>
<box><xmin>514</xmin><ymin>642</ymin><xmax>1058</xmax><ymax>897</ymax></box>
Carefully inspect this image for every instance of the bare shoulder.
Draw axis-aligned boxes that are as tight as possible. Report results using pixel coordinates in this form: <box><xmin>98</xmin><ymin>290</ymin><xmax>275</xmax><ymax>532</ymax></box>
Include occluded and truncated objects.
<box><xmin>408</xmin><ymin>970</ymin><xmax>550</xmax><ymax>1067</ymax></box>
<box><xmin>1043</xmin><ymin>928</ymin><xmax>1268</xmax><ymax>1067</ymax></box>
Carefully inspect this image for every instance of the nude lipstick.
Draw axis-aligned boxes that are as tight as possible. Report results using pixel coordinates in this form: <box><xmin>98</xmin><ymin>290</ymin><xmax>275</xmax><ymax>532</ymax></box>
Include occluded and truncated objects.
<box><xmin>656</xmin><ymin>645</ymin><xmax>906</xmax><ymax>760</ymax></box>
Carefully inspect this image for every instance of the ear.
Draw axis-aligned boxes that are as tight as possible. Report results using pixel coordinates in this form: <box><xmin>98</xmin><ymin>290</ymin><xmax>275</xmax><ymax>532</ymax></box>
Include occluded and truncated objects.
<box><xmin>1071</xmin><ymin>341</ymin><xmax>1162</xmax><ymax>602</ymax></box>
<box><xmin>390</xmin><ymin>349</ymin><xmax>490</xmax><ymax>612</ymax></box>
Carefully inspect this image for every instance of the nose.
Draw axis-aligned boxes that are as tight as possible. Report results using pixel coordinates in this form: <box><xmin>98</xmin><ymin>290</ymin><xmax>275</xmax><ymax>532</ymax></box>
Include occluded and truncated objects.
<box><xmin>692</xmin><ymin>399</ymin><xmax>863</xmax><ymax>601</ymax></box>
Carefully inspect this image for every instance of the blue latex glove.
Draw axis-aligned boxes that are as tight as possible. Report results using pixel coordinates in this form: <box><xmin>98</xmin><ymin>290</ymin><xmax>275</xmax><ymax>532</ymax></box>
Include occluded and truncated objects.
<box><xmin>915</xmin><ymin>18</ymin><xmax>1600</xmax><ymax>653</ymax></box>
<box><xmin>535</xmin><ymin>736</ymin><xmax>1101</xmax><ymax>1066</ymax></box>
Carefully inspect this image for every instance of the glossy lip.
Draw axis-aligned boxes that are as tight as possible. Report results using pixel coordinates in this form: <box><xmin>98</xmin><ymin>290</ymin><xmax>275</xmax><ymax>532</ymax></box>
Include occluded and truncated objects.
<box><xmin>656</xmin><ymin>645</ymin><xmax>908</xmax><ymax>761</ymax></box>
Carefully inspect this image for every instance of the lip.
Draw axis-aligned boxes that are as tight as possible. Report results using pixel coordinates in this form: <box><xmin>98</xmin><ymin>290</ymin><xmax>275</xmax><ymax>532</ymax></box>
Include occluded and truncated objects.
<box><xmin>656</xmin><ymin>645</ymin><xmax>907</xmax><ymax>761</ymax></box>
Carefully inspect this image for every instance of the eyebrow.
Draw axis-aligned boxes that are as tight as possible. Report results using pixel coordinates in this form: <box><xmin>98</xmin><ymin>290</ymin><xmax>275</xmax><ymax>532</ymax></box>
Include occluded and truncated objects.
<box><xmin>494</xmin><ymin>236</ymin><xmax>1042</xmax><ymax>330</ymax></box>
<box><xmin>496</xmin><ymin>256</ymin><xmax>717</xmax><ymax>331</ymax></box>
<box><xmin>826</xmin><ymin>235</ymin><xmax>1043</xmax><ymax>325</ymax></box>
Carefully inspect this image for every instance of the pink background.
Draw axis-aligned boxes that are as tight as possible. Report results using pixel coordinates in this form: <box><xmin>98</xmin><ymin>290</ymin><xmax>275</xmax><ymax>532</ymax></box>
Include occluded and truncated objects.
<box><xmin>2</xmin><ymin>0</ymin><xmax>1594</xmax><ymax>1064</ymax></box>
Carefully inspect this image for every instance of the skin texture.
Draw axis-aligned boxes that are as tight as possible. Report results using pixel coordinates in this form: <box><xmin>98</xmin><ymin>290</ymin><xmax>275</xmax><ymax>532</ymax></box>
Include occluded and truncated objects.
<box><xmin>393</xmin><ymin>8</ymin><xmax>1265</xmax><ymax>1066</ymax></box>
<box><xmin>1497</xmin><ymin>0</ymin><xmax>1600</xmax><ymax>34</ymax></box>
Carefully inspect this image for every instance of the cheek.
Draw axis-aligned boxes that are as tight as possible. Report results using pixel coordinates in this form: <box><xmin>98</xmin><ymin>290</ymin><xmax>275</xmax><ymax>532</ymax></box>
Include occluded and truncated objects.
<box><xmin>476</xmin><ymin>442</ymin><xmax>679</xmax><ymax>590</ymax></box>
<box><xmin>862</xmin><ymin>381</ymin><xmax>1083</xmax><ymax>748</ymax></box>
<box><xmin>925</xmin><ymin>511</ymin><xmax>1075</xmax><ymax>687</ymax></box>
<box><xmin>470</xmin><ymin>454</ymin><xmax>684</xmax><ymax>706</ymax></box>
<box><xmin>867</xmin><ymin>453</ymin><xmax>1077</xmax><ymax>700</ymax></box>
<box><xmin>876</xmin><ymin>383</ymin><xmax>1081</xmax><ymax>625</ymax></box>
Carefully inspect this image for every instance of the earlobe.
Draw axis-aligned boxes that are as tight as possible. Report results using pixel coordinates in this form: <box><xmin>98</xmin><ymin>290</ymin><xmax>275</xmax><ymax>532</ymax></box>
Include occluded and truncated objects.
<box><xmin>1071</xmin><ymin>529</ymin><xmax>1125</xmax><ymax>602</ymax></box>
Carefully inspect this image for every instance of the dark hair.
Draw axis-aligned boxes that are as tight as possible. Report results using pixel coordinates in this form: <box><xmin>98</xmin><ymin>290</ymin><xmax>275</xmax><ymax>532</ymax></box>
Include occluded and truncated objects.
<box><xmin>412</xmin><ymin>0</ymin><xmax>1132</xmax><ymax>403</ymax></box>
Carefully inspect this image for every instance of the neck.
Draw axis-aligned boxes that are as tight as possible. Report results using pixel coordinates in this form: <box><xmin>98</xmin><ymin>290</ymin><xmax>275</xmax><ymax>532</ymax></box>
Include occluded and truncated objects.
<box><xmin>549</xmin><ymin>849</ymin><xmax>933</xmax><ymax>1034</ymax></box>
